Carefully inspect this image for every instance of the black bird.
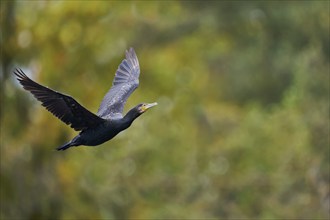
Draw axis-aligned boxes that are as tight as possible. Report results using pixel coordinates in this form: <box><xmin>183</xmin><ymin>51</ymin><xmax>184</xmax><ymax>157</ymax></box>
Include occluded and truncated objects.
<box><xmin>14</xmin><ymin>48</ymin><xmax>157</xmax><ymax>151</ymax></box>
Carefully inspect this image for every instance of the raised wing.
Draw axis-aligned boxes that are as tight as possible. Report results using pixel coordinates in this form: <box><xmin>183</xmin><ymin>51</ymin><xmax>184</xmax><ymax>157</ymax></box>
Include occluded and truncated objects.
<box><xmin>97</xmin><ymin>47</ymin><xmax>140</xmax><ymax>119</ymax></box>
<box><xmin>14</xmin><ymin>68</ymin><xmax>105</xmax><ymax>131</ymax></box>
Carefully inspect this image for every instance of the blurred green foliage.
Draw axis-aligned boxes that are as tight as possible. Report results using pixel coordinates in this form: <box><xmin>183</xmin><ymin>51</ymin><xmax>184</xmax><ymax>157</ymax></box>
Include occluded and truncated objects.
<box><xmin>1</xmin><ymin>1</ymin><xmax>329</xmax><ymax>219</ymax></box>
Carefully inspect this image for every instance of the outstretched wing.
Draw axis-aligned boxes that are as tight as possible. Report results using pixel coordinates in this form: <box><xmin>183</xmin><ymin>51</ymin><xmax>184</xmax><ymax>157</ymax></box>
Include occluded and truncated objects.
<box><xmin>14</xmin><ymin>68</ymin><xmax>105</xmax><ymax>131</ymax></box>
<box><xmin>97</xmin><ymin>47</ymin><xmax>140</xmax><ymax>119</ymax></box>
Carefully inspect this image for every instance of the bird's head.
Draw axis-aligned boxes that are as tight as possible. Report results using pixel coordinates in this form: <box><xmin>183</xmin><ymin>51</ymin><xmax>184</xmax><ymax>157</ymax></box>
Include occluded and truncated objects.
<box><xmin>124</xmin><ymin>102</ymin><xmax>157</xmax><ymax>123</ymax></box>
<box><xmin>137</xmin><ymin>102</ymin><xmax>158</xmax><ymax>114</ymax></box>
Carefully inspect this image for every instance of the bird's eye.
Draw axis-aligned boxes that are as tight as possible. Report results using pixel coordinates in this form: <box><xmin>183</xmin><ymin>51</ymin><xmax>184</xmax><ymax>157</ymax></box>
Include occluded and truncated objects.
<box><xmin>138</xmin><ymin>104</ymin><xmax>147</xmax><ymax>112</ymax></box>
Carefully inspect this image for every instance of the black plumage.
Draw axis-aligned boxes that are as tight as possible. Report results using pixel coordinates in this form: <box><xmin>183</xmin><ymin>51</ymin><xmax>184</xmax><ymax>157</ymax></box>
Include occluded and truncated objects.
<box><xmin>14</xmin><ymin>48</ymin><xmax>157</xmax><ymax>151</ymax></box>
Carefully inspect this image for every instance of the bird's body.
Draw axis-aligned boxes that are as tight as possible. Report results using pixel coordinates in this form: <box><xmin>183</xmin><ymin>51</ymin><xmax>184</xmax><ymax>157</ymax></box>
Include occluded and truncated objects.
<box><xmin>58</xmin><ymin>120</ymin><xmax>126</xmax><ymax>150</ymax></box>
<box><xmin>14</xmin><ymin>48</ymin><xmax>157</xmax><ymax>151</ymax></box>
<box><xmin>59</xmin><ymin>109</ymin><xmax>140</xmax><ymax>150</ymax></box>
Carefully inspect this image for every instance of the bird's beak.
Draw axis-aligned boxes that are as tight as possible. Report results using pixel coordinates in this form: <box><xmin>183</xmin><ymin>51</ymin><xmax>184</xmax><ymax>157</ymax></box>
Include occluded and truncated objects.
<box><xmin>142</xmin><ymin>102</ymin><xmax>158</xmax><ymax>112</ymax></box>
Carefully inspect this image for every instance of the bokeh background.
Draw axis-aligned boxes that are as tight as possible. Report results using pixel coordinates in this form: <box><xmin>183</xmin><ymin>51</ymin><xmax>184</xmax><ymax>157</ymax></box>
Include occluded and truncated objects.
<box><xmin>1</xmin><ymin>1</ymin><xmax>329</xmax><ymax>219</ymax></box>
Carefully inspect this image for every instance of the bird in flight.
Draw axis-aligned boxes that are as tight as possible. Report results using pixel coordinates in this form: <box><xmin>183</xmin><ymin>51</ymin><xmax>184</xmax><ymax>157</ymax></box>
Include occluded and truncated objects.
<box><xmin>14</xmin><ymin>48</ymin><xmax>157</xmax><ymax>151</ymax></box>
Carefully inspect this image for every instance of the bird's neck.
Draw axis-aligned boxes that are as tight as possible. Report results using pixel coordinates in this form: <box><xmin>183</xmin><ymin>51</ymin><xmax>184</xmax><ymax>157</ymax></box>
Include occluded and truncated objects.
<box><xmin>122</xmin><ymin>108</ymin><xmax>141</xmax><ymax>127</ymax></box>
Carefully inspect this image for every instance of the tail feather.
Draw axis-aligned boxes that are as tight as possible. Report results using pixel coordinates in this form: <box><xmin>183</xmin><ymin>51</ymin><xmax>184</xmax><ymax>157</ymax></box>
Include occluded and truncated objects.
<box><xmin>56</xmin><ymin>136</ymin><xmax>81</xmax><ymax>151</ymax></box>
<box><xmin>56</xmin><ymin>142</ymin><xmax>73</xmax><ymax>151</ymax></box>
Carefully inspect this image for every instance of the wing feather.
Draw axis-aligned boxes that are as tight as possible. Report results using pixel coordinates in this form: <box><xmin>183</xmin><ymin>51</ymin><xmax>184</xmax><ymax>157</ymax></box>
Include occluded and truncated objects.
<box><xmin>14</xmin><ymin>68</ymin><xmax>105</xmax><ymax>131</ymax></box>
<box><xmin>97</xmin><ymin>47</ymin><xmax>140</xmax><ymax>118</ymax></box>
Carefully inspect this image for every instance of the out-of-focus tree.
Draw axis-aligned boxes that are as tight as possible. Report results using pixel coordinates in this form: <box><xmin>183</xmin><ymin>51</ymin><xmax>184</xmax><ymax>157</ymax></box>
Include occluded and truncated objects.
<box><xmin>1</xmin><ymin>1</ymin><xmax>329</xmax><ymax>219</ymax></box>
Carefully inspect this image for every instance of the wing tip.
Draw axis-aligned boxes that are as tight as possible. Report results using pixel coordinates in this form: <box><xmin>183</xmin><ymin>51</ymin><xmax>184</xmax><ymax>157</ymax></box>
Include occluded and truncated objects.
<box><xmin>127</xmin><ymin>47</ymin><xmax>135</xmax><ymax>53</ymax></box>
<box><xmin>126</xmin><ymin>47</ymin><xmax>137</xmax><ymax>60</ymax></box>
<box><xmin>13</xmin><ymin>68</ymin><xmax>27</xmax><ymax>80</ymax></box>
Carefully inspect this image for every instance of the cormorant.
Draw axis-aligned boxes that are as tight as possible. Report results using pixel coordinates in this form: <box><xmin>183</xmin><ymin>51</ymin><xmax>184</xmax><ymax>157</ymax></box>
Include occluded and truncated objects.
<box><xmin>14</xmin><ymin>48</ymin><xmax>157</xmax><ymax>151</ymax></box>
